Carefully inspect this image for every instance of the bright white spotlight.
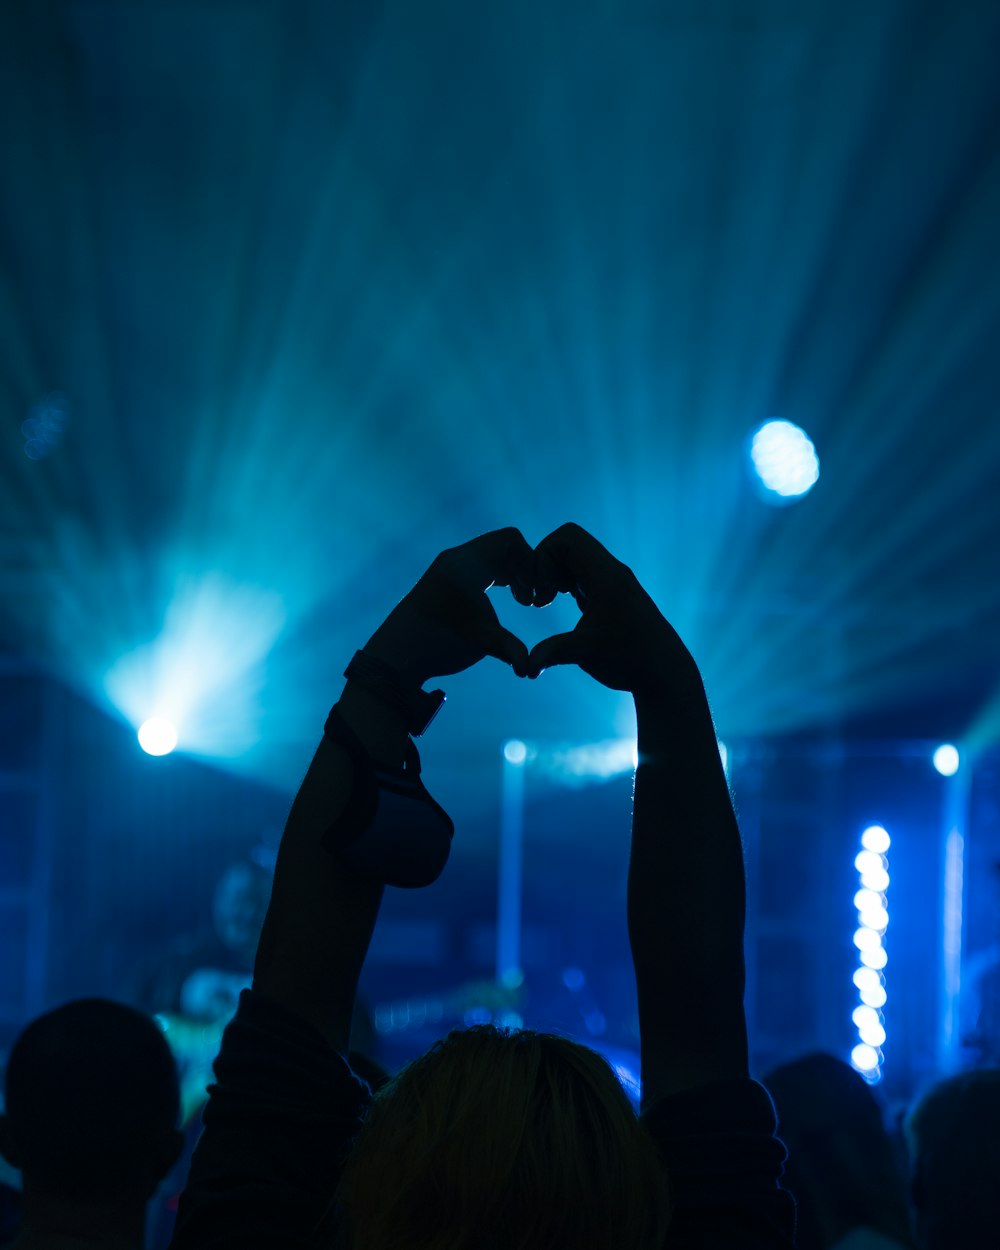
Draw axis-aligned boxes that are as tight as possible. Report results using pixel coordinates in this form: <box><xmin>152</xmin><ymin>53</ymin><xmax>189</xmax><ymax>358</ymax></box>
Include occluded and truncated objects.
<box><xmin>853</xmin><ymin>967</ymin><xmax>882</xmax><ymax>993</ymax></box>
<box><xmin>851</xmin><ymin>1043</ymin><xmax>880</xmax><ymax>1072</ymax></box>
<box><xmin>503</xmin><ymin>739</ymin><xmax>528</xmax><ymax>765</ymax></box>
<box><xmin>861</xmin><ymin>825</ymin><xmax>891</xmax><ymax>853</ymax></box>
<box><xmin>853</xmin><ymin>927</ymin><xmax>883</xmax><ymax>953</ymax></box>
<box><xmin>860</xmin><ymin>864</ymin><xmax>890</xmax><ymax>893</ymax></box>
<box><xmin>860</xmin><ymin>904</ymin><xmax>890</xmax><ymax>933</ymax></box>
<box><xmin>860</xmin><ymin>983</ymin><xmax>887</xmax><ymax>1009</ymax></box>
<box><xmin>749</xmin><ymin>419</ymin><xmax>820</xmax><ymax>501</ymax></box>
<box><xmin>852</xmin><ymin>1005</ymin><xmax>880</xmax><ymax>1031</ymax></box>
<box><xmin>858</xmin><ymin>1019</ymin><xmax>887</xmax><ymax>1048</ymax></box>
<box><xmin>854</xmin><ymin>888</ymin><xmax>883</xmax><ymax>914</ymax></box>
<box><xmin>860</xmin><ymin>946</ymin><xmax>888</xmax><ymax>971</ymax></box>
<box><xmin>854</xmin><ymin>850</ymin><xmax>885</xmax><ymax>877</ymax></box>
<box><xmin>138</xmin><ymin>717</ymin><xmax>178</xmax><ymax>756</ymax></box>
<box><xmin>933</xmin><ymin>744</ymin><xmax>960</xmax><ymax>776</ymax></box>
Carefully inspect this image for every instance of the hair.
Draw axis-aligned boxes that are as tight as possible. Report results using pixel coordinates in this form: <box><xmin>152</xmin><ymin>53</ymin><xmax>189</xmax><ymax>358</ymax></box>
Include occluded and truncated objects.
<box><xmin>905</xmin><ymin>1067</ymin><xmax>1000</xmax><ymax>1249</ymax></box>
<box><xmin>764</xmin><ymin>1053</ymin><xmax>913</xmax><ymax>1250</ymax></box>
<box><xmin>335</xmin><ymin>1025</ymin><xmax>669</xmax><ymax>1250</ymax></box>
<box><xmin>3</xmin><ymin>998</ymin><xmax>180</xmax><ymax>1202</ymax></box>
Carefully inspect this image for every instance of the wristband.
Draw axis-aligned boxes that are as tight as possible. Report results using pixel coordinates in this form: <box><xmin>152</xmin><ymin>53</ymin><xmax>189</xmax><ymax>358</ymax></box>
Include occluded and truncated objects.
<box><xmin>322</xmin><ymin>707</ymin><xmax>454</xmax><ymax>888</ymax></box>
<box><xmin>344</xmin><ymin>650</ymin><xmax>446</xmax><ymax>737</ymax></box>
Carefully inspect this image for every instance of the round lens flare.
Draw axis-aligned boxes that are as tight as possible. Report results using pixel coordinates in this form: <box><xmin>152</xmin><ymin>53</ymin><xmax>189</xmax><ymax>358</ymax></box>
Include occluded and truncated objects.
<box><xmin>138</xmin><ymin>718</ymin><xmax>178</xmax><ymax>756</ymax></box>
<box><xmin>749</xmin><ymin>419</ymin><xmax>820</xmax><ymax>500</ymax></box>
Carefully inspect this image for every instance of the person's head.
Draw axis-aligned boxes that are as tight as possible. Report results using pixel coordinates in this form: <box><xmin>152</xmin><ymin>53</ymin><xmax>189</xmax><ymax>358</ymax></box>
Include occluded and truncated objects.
<box><xmin>905</xmin><ymin>1067</ymin><xmax>1000</xmax><ymax>1249</ymax></box>
<box><xmin>336</xmin><ymin>1025</ymin><xmax>669</xmax><ymax>1250</ymax></box>
<box><xmin>764</xmin><ymin>1052</ymin><xmax>912</xmax><ymax>1250</ymax></box>
<box><xmin>212</xmin><ymin>859</ymin><xmax>271</xmax><ymax>959</ymax></box>
<box><xmin>0</xmin><ymin>999</ymin><xmax>182</xmax><ymax>1206</ymax></box>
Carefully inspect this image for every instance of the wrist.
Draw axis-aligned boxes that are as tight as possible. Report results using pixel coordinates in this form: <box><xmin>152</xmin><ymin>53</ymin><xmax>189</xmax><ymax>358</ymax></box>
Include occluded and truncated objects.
<box><xmin>337</xmin><ymin>682</ymin><xmax>410</xmax><ymax>766</ymax></box>
<box><xmin>344</xmin><ymin>649</ymin><xmax>446</xmax><ymax>737</ymax></box>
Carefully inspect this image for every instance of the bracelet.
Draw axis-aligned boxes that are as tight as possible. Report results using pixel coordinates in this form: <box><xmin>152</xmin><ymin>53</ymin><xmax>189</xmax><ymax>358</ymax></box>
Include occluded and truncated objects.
<box><xmin>343</xmin><ymin>650</ymin><xmax>446</xmax><ymax>737</ymax></box>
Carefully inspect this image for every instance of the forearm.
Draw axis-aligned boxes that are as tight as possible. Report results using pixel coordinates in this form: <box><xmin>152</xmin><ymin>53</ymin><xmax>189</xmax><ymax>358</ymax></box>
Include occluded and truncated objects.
<box><xmin>629</xmin><ymin>675</ymin><xmax>749</xmax><ymax>1105</ymax></box>
<box><xmin>252</xmin><ymin>683</ymin><xmax>408</xmax><ymax>1055</ymax></box>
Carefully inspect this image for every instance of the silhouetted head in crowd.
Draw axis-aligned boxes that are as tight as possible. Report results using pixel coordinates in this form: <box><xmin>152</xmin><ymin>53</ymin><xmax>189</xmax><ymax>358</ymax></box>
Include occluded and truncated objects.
<box><xmin>335</xmin><ymin>1025</ymin><xmax>668</xmax><ymax>1250</ymax></box>
<box><xmin>212</xmin><ymin>859</ymin><xmax>272</xmax><ymax>964</ymax></box>
<box><xmin>764</xmin><ymin>1053</ymin><xmax>913</xmax><ymax>1250</ymax></box>
<box><xmin>0</xmin><ymin>998</ymin><xmax>182</xmax><ymax>1245</ymax></box>
<box><xmin>906</xmin><ymin>1066</ymin><xmax>1000</xmax><ymax>1249</ymax></box>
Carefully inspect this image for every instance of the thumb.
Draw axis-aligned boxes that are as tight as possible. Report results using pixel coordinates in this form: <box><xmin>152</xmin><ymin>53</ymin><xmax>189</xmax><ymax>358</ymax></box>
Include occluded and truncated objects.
<box><xmin>486</xmin><ymin>626</ymin><xmax>531</xmax><ymax>677</ymax></box>
<box><xmin>526</xmin><ymin>631</ymin><xmax>586</xmax><ymax>678</ymax></box>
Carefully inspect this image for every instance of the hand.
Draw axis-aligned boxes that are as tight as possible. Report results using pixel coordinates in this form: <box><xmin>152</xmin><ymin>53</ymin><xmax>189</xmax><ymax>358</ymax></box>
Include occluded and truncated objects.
<box><xmin>363</xmin><ymin>527</ymin><xmax>536</xmax><ymax>686</ymax></box>
<box><xmin>526</xmin><ymin>523</ymin><xmax>700</xmax><ymax>697</ymax></box>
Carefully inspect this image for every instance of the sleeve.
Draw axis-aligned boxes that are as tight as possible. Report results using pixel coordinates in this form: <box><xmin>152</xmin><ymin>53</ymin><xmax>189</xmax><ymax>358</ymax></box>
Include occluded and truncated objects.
<box><xmin>641</xmin><ymin>1078</ymin><xmax>797</xmax><ymax>1250</ymax></box>
<box><xmin>169</xmin><ymin>990</ymin><xmax>372</xmax><ymax>1250</ymax></box>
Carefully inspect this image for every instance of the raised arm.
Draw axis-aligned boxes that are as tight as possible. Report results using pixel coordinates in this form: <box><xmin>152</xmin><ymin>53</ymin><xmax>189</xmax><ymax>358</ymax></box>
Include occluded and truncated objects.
<box><xmin>253</xmin><ymin>526</ymin><xmax>535</xmax><ymax>1052</ymax></box>
<box><xmin>526</xmin><ymin>523</ymin><xmax>748</xmax><ymax>1107</ymax></box>
<box><xmin>172</xmin><ymin>529</ymin><xmax>534</xmax><ymax>1249</ymax></box>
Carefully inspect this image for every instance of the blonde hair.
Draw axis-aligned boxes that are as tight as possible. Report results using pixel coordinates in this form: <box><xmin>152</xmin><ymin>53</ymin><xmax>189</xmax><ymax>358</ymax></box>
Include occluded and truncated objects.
<box><xmin>336</xmin><ymin>1026</ymin><xmax>669</xmax><ymax>1250</ymax></box>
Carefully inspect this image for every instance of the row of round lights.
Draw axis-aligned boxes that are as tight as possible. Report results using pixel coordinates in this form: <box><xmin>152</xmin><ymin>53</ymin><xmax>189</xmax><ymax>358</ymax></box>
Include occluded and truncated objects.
<box><xmin>851</xmin><ymin>824</ymin><xmax>891</xmax><ymax>1081</ymax></box>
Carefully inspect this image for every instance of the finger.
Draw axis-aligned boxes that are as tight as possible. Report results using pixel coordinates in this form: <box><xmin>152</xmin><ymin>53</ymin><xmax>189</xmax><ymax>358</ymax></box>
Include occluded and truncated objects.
<box><xmin>453</xmin><ymin>528</ymin><xmax>535</xmax><ymax>596</ymax></box>
<box><xmin>525</xmin><ymin>631</ymin><xmax>587</xmax><ymax>678</ymax></box>
<box><xmin>532</xmin><ymin>523</ymin><xmax>617</xmax><ymax>605</ymax></box>
<box><xmin>485</xmin><ymin>626</ymin><xmax>531</xmax><ymax>678</ymax></box>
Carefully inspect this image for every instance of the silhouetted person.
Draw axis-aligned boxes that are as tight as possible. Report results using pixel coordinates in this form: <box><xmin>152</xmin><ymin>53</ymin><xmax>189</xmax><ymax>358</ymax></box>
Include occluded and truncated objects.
<box><xmin>905</xmin><ymin>1066</ymin><xmax>1000</xmax><ymax>1249</ymax></box>
<box><xmin>764</xmin><ymin>1053</ymin><xmax>913</xmax><ymax>1250</ymax></box>
<box><xmin>169</xmin><ymin>526</ymin><xmax>795</xmax><ymax>1248</ymax></box>
<box><xmin>0</xmin><ymin>999</ymin><xmax>182</xmax><ymax>1250</ymax></box>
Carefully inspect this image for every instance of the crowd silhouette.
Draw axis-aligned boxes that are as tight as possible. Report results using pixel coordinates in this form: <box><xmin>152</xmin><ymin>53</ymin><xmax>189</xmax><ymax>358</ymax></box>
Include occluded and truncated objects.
<box><xmin>1</xmin><ymin>526</ymin><xmax>995</xmax><ymax>1248</ymax></box>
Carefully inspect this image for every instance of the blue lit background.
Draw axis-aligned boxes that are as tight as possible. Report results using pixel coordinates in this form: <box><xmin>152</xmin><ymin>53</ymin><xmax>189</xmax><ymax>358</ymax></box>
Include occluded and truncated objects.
<box><xmin>2</xmin><ymin>0</ymin><xmax>1000</xmax><ymax>1107</ymax></box>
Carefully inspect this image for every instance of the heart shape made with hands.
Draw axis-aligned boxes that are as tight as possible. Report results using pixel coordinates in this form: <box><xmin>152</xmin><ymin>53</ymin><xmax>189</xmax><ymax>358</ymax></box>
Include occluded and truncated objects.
<box><xmin>366</xmin><ymin>524</ymin><xmax>672</xmax><ymax>697</ymax></box>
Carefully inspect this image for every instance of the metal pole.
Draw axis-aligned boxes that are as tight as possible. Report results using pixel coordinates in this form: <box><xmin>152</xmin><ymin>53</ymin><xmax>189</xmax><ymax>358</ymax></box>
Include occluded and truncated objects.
<box><xmin>496</xmin><ymin>745</ymin><xmax>525</xmax><ymax>986</ymax></box>
<box><xmin>939</xmin><ymin>753</ymin><xmax>971</xmax><ymax>1073</ymax></box>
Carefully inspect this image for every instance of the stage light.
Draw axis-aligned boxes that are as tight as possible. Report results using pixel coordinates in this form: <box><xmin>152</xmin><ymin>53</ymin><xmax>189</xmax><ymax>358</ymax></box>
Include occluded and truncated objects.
<box><xmin>858</xmin><ymin>1019</ymin><xmax>887</xmax><ymax>1048</ymax></box>
<box><xmin>854</xmin><ymin>888</ymin><xmax>882</xmax><ymax>914</ymax></box>
<box><xmin>138</xmin><ymin>717</ymin><xmax>178</xmax><ymax>757</ymax></box>
<box><xmin>851</xmin><ymin>1043</ymin><xmax>880</xmax><ymax>1072</ymax></box>
<box><xmin>861</xmin><ymin>904</ymin><xmax>889</xmax><ymax>933</ymax></box>
<box><xmin>853</xmin><ymin>967</ymin><xmax>881</xmax><ymax>993</ymax></box>
<box><xmin>933</xmin><ymin>744</ymin><xmax>960</xmax><ymax>776</ymax></box>
<box><xmin>541</xmin><ymin>738</ymin><xmax>638</xmax><ymax>782</ymax></box>
<box><xmin>860</xmin><ymin>863</ymin><xmax>890</xmax><ymax>893</ymax></box>
<box><xmin>503</xmin><ymin>738</ymin><xmax>528</xmax><ymax>765</ymax></box>
<box><xmin>861</xmin><ymin>825</ymin><xmax>891</xmax><ymax>853</ymax></box>
<box><xmin>851</xmin><ymin>822</ymin><xmax>890</xmax><ymax>1082</ymax></box>
<box><xmin>860</xmin><ymin>983</ymin><xmax>887</xmax><ymax>1009</ymax></box>
<box><xmin>748</xmin><ymin>419</ymin><xmax>820</xmax><ymax>501</ymax></box>
<box><xmin>853</xmin><ymin>927</ymin><xmax>882</xmax><ymax>953</ymax></box>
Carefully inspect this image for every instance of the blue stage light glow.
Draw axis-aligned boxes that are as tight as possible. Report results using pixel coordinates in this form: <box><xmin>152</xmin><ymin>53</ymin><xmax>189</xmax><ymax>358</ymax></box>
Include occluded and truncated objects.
<box><xmin>104</xmin><ymin>574</ymin><xmax>286</xmax><ymax>761</ymax></box>
<box><xmin>561</xmin><ymin>966</ymin><xmax>585</xmax><ymax>991</ymax></box>
<box><xmin>137</xmin><ymin>717</ymin><xmax>178</xmax><ymax>756</ymax></box>
<box><xmin>851</xmin><ymin>823</ymin><xmax>890</xmax><ymax>1082</ymax></box>
<box><xmin>503</xmin><ymin>738</ymin><xmax>528</xmax><ymax>765</ymax></box>
<box><xmin>932</xmin><ymin>743</ymin><xmax>960</xmax><ymax>776</ymax></box>
<box><xmin>748</xmin><ymin>419</ymin><xmax>820</xmax><ymax>501</ymax></box>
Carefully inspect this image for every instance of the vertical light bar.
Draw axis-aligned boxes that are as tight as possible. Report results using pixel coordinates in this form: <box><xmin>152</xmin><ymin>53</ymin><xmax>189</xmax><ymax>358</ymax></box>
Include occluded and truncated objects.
<box><xmin>497</xmin><ymin>740</ymin><xmax>527</xmax><ymax>987</ymax></box>
<box><xmin>938</xmin><ymin>747</ymin><xmax>969</xmax><ymax>1073</ymax></box>
<box><xmin>851</xmin><ymin>824</ymin><xmax>891</xmax><ymax>1083</ymax></box>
